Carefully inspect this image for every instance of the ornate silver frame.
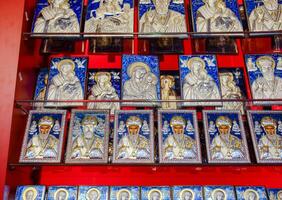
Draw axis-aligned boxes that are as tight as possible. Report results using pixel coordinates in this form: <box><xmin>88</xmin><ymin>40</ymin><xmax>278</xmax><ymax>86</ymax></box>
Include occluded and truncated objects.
<box><xmin>65</xmin><ymin>109</ymin><xmax>110</xmax><ymax>164</ymax></box>
<box><xmin>203</xmin><ymin>110</ymin><xmax>251</xmax><ymax>164</ymax></box>
<box><xmin>247</xmin><ymin>110</ymin><xmax>282</xmax><ymax>164</ymax></box>
<box><xmin>158</xmin><ymin>109</ymin><xmax>202</xmax><ymax>164</ymax></box>
<box><xmin>19</xmin><ymin>110</ymin><xmax>67</xmax><ymax>163</ymax></box>
<box><xmin>112</xmin><ymin>110</ymin><xmax>155</xmax><ymax>163</ymax></box>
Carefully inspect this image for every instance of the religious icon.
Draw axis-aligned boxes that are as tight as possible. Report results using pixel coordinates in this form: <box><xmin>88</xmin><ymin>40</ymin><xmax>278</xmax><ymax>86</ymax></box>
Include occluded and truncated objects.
<box><xmin>203</xmin><ymin>110</ymin><xmax>250</xmax><ymax>163</ymax></box>
<box><xmin>113</xmin><ymin>110</ymin><xmax>154</xmax><ymax>163</ymax></box>
<box><xmin>31</xmin><ymin>0</ymin><xmax>82</xmax><ymax>36</ymax></box>
<box><xmin>87</xmin><ymin>70</ymin><xmax>121</xmax><ymax>114</ymax></box>
<box><xmin>47</xmin><ymin>186</ymin><xmax>78</xmax><ymax>200</ymax></box>
<box><xmin>191</xmin><ymin>0</ymin><xmax>243</xmax><ymax>35</ymax></box>
<box><xmin>204</xmin><ymin>186</ymin><xmax>236</xmax><ymax>200</ymax></box>
<box><xmin>179</xmin><ymin>55</ymin><xmax>222</xmax><ymax>106</ymax></box>
<box><xmin>173</xmin><ymin>186</ymin><xmax>203</xmax><ymax>200</ymax></box>
<box><xmin>78</xmin><ymin>186</ymin><xmax>109</xmax><ymax>200</ymax></box>
<box><xmin>244</xmin><ymin>0</ymin><xmax>282</xmax><ymax>34</ymax></box>
<box><xmin>33</xmin><ymin>68</ymin><xmax>49</xmax><ymax>108</ymax></box>
<box><xmin>19</xmin><ymin>110</ymin><xmax>66</xmax><ymax>163</ymax></box>
<box><xmin>235</xmin><ymin>187</ymin><xmax>267</xmax><ymax>200</ymax></box>
<box><xmin>217</xmin><ymin>68</ymin><xmax>246</xmax><ymax>114</ymax></box>
<box><xmin>138</xmin><ymin>0</ymin><xmax>187</xmax><ymax>37</ymax></box>
<box><xmin>158</xmin><ymin>110</ymin><xmax>202</xmax><ymax>163</ymax></box>
<box><xmin>247</xmin><ymin>110</ymin><xmax>282</xmax><ymax>163</ymax></box>
<box><xmin>65</xmin><ymin>110</ymin><xmax>109</xmax><ymax>163</ymax></box>
<box><xmin>141</xmin><ymin>187</ymin><xmax>171</xmax><ymax>200</ymax></box>
<box><xmin>245</xmin><ymin>54</ymin><xmax>282</xmax><ymax>105</ymax></box>
<box><xmin>268</xmin><ymin>188</ymin><xmax>282</xmax><ymax>200</ymax></box>
<box><xmin>84</xmin><ymin>0</ymin><xmax>134</xmax><ymax>37</ymax></box>
<box><xmin>160</xmin><ymin>75</ymin><xmax>177</xmax><ymax>109</ymax></box>
<box><xmin>15</xmin><ymin>186</ymin><xmax>46</xmax><ymax>200</ymax></box>
<box><xmin>45</xmin><ymin>57</ymin><xmax>87</xmax><ymax>107</ymax></box>
<box><xmin>110</xmin><ymin>186</ymin><xmax>140</xmax><ymax>200</ymax></box>
<box><xmin>121</xmin><ymin>55</ymin><xmax>161</xmax><ymax>107</ymax></box>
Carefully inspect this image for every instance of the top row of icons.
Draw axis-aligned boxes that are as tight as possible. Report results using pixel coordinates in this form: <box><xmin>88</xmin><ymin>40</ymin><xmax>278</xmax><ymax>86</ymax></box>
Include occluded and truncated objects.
<box><xmin>30</xmin><ymin>0</ymin><xmax>282</xmax><ymax>37</ymax></box>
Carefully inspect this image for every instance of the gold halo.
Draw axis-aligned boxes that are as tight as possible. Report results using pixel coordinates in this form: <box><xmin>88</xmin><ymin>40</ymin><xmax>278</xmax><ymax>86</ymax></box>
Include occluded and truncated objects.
<box><xmin>94</xmin><ymin>72</ymin><xmax>111</xmax><ymax>83</ymax></box>
<box><xmin>256</xmin><ymin>56</ymin><xmax>275</xmax><ymax>70</ymax></box>
<box><xmin>86</xmin><ymin>188</ymin><xmax>101</xmax><ymax>200</ymax></box>
<box><xmin>187</xmin><ymin>57</ymin><xmax>205</xmax><ymax>71</ymax></box>
<box><xmin>54</xmin><ymin>188</ymin><xmax>69</xmax><ymax>200</ymax></box>
<box><xmin>215</xmin><ymin>116</ymin><xmax>232</xmax><ymax>128</ymax></box>
<box><xmin>180</xmin><ymin>189</ymin><xmax>195</xmax><ymax>200</ymax></box>
<box><xmin>211</xmin><ymin>189</ymin><xmax>227</xmax><ymax>200</ymax></box>
<box><xmin>277</xmin><ymin>190</ymin><xmax>282</xmax><ymax>200</ymax></box>
<box><xmin>117</xmin><ymin>189</ymin><xmax>131</xmax><ymax>200</ymax></box>
<box><xmin>22</xmin><ymin>187</ymin><xmax>38</xmax><ymax>200</ymax></box>
<box><xmin>148</xmin><ymin>189</ymin><xmax>163</xmax><ymax>200</ymax></box>
<box><xmin>243</xmin><ymin>189</ymin><xmax>259</xmax><ymax>200</ymax></box>
<box><xmin>57</xmin><ymin>59</ymin><xmax>75</xmax><ymax>72</ymax></box>
<box><xmin>127</xmin><ymin>62</ymin><xmax>151</xmax><ymax>78</ymax></box>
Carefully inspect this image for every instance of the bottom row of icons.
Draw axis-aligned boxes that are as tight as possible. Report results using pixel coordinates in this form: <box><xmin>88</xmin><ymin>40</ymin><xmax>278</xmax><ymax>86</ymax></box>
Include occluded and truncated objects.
<box><xmin>15</xmin><ymin>185</ymin><xmax>282</xmax><ymax>200</ymax></box>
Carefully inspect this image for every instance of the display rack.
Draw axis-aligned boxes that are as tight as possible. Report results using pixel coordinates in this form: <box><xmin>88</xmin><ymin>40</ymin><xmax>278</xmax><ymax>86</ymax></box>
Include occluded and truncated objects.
<box><xmin>1</xmin><ymin>0</ymin><xmax>282</xmax><ymax>198</ymax></box>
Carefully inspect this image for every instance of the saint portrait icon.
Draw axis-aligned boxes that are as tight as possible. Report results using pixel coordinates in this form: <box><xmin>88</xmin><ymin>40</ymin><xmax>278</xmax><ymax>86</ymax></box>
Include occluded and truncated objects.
<box><xmin>84</xmin><ymin>0</ymin><xmax>134</xmax><ymax>36</ymax></box>
<box><xmin>247</xmin><ymin>111</ymin><xmax>282</xmax><ymax>163</ymax></box>
<box><xmin>235</xmin><ymin>187</ymin><xmax>267</xmax><ymax>200</ymax></box>
<box><xmin>113</xmin><ymin>110</ymin><xmax>154</xmax><ymax>163</ymax></box>
<box><xmin>142</xmin><ymin>187</ymin><xmax>171</xmax><ymax>200</ymax></box>
<box><xmin>191</xmin><ymin>0</ymin><xmax>243</xmax><ymax>35</ymax></box>
<box><xmin>204</xmin><ymin>186</ymin><xmax>235</xmax><ymax>200</ymax></box>
<box><xmin>158</xmin><ymin>110</ymin><xmax>201</xmax><ymax>163</ymax></box>
<box><xmin>122</xmin><ymin>55</ymin><xmax>160</xmax><ymax>107</ymax></box>
<box><xmin>16</xmin><ymin>186</ymin><xmax>46</xmax><ymax>200</ymax></box>
<box><xmin>173</xmin><ymin>186</ymin><xmax>203</xmax><ymax>200</ymax></box>
<box><xmin>48</xmin><ymin>186</ymin><xmax>78</xmax><ymax>200</ymax></box>
<box><xmin>78</xmin><ymin>186</ymin><xmax>109</xmax><ymax>200</ymax></box>
<box><xmin>245</xmin><ymin>0</ymin><xmax>282</xmax><ymax>33</ymax></box>
<box><xmin>110</xmin><ymin>187</ymin><xmax>139</xmax><ymax>200</ymax></box>
<box><xmin>65</xmin><ymin>110</ymin><xmax>109</xmax><ymax>163</ymax></box>
<box><xmin>218</xmin><ymin>68</ymin><xmax>245</xmax><ymax>114</ymax></box>
<box><xmin>31</xmin><ymin>0</ymin><xmax>83</xmax><ymax>36</ymax></box>
<box><xmin>179</xmin><ymin>55</ymin><xmax>221</xmax><ymax>106</ymax></box>
<box><xmin>45</xmin><ymin>57</ymin><xmax>87</xmax><ymax>107</ymax></box>
<box><xmin>139</xmin><ymin>0</ymin><xmax>187</xmax><ymax>37</ymax></box>
<box><xmin>160</xmin><ymin>75</ymin><xmax>177</xmax><ymax>109</ymax></box>
<box><xmin>87</xmin><ymin>70</ymin><xmax>120</xmax><ymax>114</ymax></box>
<box><xmin>246</xmin><ymin>54</ymin><xmax>282</xmax><ymax>105</ymax></box>
<box><xmin>203</xmin><ymin>110</ymin><xmax>250</xmax><ymax>163</ymax></box>
<box><xmin>19</xmin><ymin>110</ymin><xmax>66</xmax><ymax>163</ymax></box>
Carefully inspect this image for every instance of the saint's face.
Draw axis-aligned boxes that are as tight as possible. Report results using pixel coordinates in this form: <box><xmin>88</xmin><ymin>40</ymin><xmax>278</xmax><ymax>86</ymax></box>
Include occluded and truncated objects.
<box><xmin>82</xmin><ymin>124</ymin><xmax>95</xmax><ymax>138</ymax></box>
<box><xmin>264</xmin><ymin>125</ymin><xmax>276</xmax><ymax>136</ymax></box>
<box><xmin>134</xmin><ymin>67</ymin><xmax>147</xmax><ymax>79</ymax></box>
<box><xmin>25</xmin><ymin>191</ymin><xmax>35</xmax><ymax>200</ymax></box>
<box><xmin>56</xmin><ymin>191</ymin><xmax>67</xmax><ymax>200</ymax></box>
<box><xmin>247</xmin><ymin>192</ymin><xmax>257</xmax><ymax>200</ymax></box>
<box><xmin>128</xmin><ymin>125</ymin><xmax>139</xmax><ymax>135</ymax></box>
<box><xmin>39</xmin><ymin>124</ymin><xmax>52</xmax><ymax>135</ymax></box>
<box><xmin>259</xmin><ymin>60</ymin><xmax>275</xmax><ymax>78</ymax></box>
<box><xmin>119</xmin><ymin>192</ymin><xmax>130</xmax><ymax>200</ymax></box>
<box><xmin>87</xmin><ymin>191</ymin><xmax>99</xmax><ymax>200</ymax></box>
<box><xmin>155</xmin><ymin>0</ymin><xmax>170</xmax><ymax>15</ymax></box>
<box><xmin>151</xmin><ymin>192</ymin><xmax>161</xmax><ymax>200</ymax></box>
<box><xmin>61</xmin><ymin>64</ymin><xmax>73</xmax><ymax>77</ymax></box>
<box><xmin>218</xmin><ymin>125</ymin><xmax>230</xmax><ymax>135</ymax></box>
<box><xmin>98</xmin><ymin>75</ymin><xmax>110</xmax><ymax>85</ymax></box>
<box><xmin>214</xmin><ymin>191</ymin><xmax>225</xmax><ymax>200</ymax></box>
<box><xmin>182</xmin><ymin>191</ymin><xmax>193</xmax><ymax>200</ymax></box>
<box><xmin>191</xmin><ymin>61</ymin><xmax>203</xmax><ymax>75</ymax></box>
<box><xmin>172</xmin><ymin>124</ymin><xmax>184</xmax><ymax>135</ymax></box>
